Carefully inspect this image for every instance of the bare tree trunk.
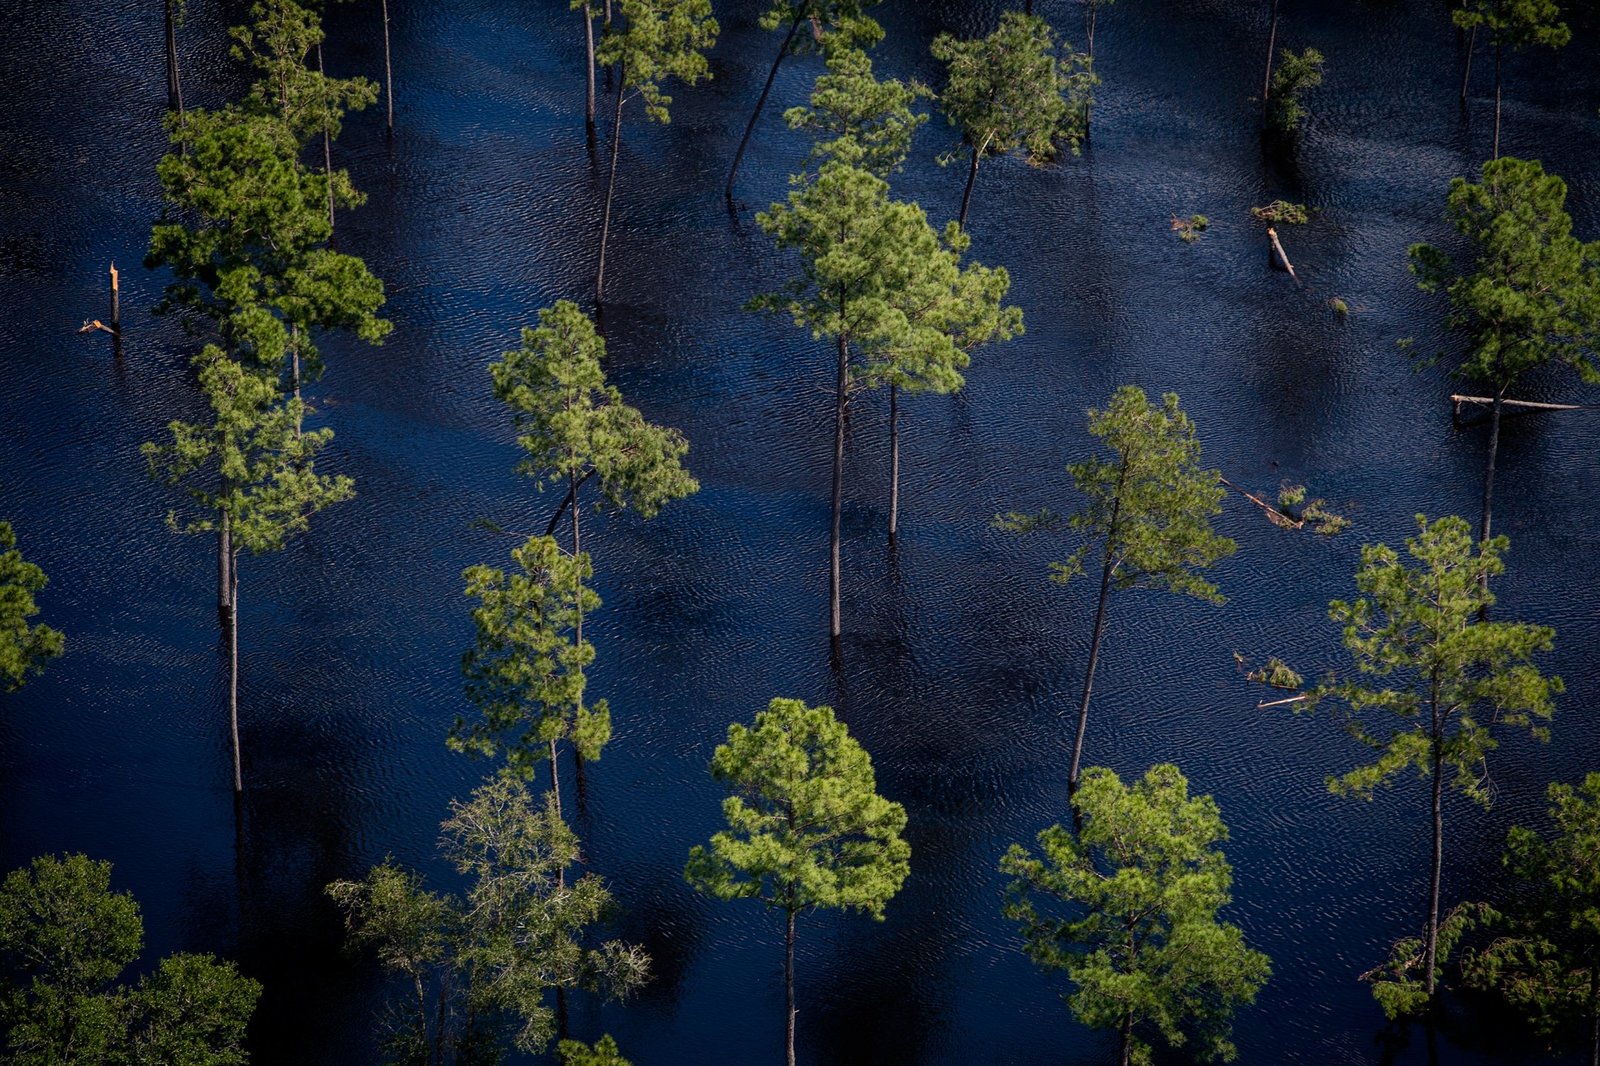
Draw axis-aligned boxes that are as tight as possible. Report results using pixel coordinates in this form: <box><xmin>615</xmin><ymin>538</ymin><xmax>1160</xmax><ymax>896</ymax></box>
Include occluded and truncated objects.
<box><xmin>1491</xmin><ymin>41</ymin><xmax>1502</xmax><ymax>159</ymax></box>
<box><xmin>1479</xmin><ymin>386</ymin><xmax>1503</xmax><ymax>613</ymax></box>
<box><xmin>229</xmin><ymin>560</ymin><xmax>242</xmax><ymax>795</ymax></box>
<box><xmin>959</xmin><ymin>144</ymin><xmax>980</xmax><ymax>229</ymax></box>
<box><xmin>1262</xmin><ymin>0</ymin><xmax>1281</xmax><ymax>117</ymax></box>
<box><xmin>582</xmin><ymin>3</ymin><xmax>597</xmax><ymax>154</ymax></box>
<box><xmin>411</xmin><ymin>974</ymin><xmax>428</xmax><ymax>1064</ymax></box>
<box><xmin>218</xmin><ymin>506</ymin><xmax>232</xmax><ymax>624</ymax></box>
<box><xmin>830</xmin><ymin>328</ymin><xmax>848</xmax><ymax>640</ymax></box>
<box><xmin>1119</xmin><ymin>1009</ymin><xmax>1133</xmax><ymax>1066</ymax></box>
<box><xmin>888</xmin><ymin>384</ymin><xmax>899</xmax><ymax>542</ymax></box>
<box><xmin>1460</xmin><ymin>23</ymin><xmax>1476</xmax><ymax>103</ymax></box>
<box><xmin>164</xmin><ymin>0</ymin><xmax>184</xmax><ymax>115</ymax></box>
<box><xmin>1070</xmin><ymin>483</ymin><xmax>1123</xmax><ymax>819</ymax></box>
<box><xmin>786</xmin><ymin>909</ymin><xmax>798</xmax><ymax>1066</ymax></box>
<box><xmin>290</xmin><ymin>324</ymin><xmax>303</xmax><ymax>438</ymax></box>
<box><xmin>596</xmin><ymin>62</ymin><xmax>626</xmax><ymax>303</ymax></box>
<box><xmin>381</xmin><ymin>0</ymin><xmax>394</xmax><ymax>136</ymax></box>
<box><xmin>725</xmin><ymin>13</ymin><xmax>806</xmax><ymax>202</ymax></box>
<box><xmin>1423</xmin><ymin>703</ymin><xmax>1445</xmax><ymax>997</ymax></box>
<box><xmin>318</xmin><ymin>43</ymin><xmax>335</xmax><ymax>232</ymax></box>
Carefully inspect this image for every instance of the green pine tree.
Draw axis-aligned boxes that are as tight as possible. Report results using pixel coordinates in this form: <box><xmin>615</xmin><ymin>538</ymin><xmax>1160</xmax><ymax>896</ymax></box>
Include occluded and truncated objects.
<box><xmin>1265</xmin><ymin>47</ymin><xmax>1324</xmax><ymax>133</ymax></box>
<box><xmin>782</xmin><ymin>45</ymin><xmax>928</xmax><ymax>179</ymax></box>
<box><xmin>0</xmin><ymin>521</ymin><xmax>63</xmax><ymax>693</ymax></box>
<box><xmin>1453</xmin><ymin>0</ymin><xmax>1569</xmax><ymax>158</ymax></box>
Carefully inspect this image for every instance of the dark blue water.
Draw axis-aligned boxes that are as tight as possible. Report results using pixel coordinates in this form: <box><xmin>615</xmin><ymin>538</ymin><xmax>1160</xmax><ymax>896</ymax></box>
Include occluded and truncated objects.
<box><xmin>2</xmin><ymin>0</ymin><xmax>1598</xmax><ymax>1061</ymax></box>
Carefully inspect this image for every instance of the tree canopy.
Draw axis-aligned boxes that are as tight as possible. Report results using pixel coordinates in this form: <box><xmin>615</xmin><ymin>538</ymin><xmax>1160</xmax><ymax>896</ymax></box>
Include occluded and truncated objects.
<box><xmin>0</xmin><ymin>522</ymin><xmax>63</xmax><ymax>693</ymax></box>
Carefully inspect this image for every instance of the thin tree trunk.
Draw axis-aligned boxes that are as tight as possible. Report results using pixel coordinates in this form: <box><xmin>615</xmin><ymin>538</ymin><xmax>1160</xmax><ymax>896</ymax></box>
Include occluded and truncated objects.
<box><xmin>830</xmin><ymin>328</ymin><xmax>848</xmax><ymax>639</ymax></box>
<box><xmin>381</xmin><ymin>0</ymin><xmax>394</xmax><ymax>136</ymax></box>
<box><xmin>1423</xmin><ymin>707</ymin><xmax>1445</xmax><ymax>997</ymax></box>
<box><xmin>596</xmin><ymin>61</ymin><xmax>626</xmax><ymax>303</ymax></box>
<box><xmin>1491</xmin><ymin>41</ymin><xmax>1502</xmax><ymax>159</ymax></box>
<box><xmin>786</xmin><ymin>909</ymin><xmax>797</xmax><ymax>1066</ymax></box>
<box><xmin>549</xmin><ymin>737</ymin><xmax>563</xmax><ymax>825</ymax></box>
<box><xmin>888</xmin><ymin>384</ymin><xmax>899</xmax><ymax>542</ymax></box>
<box><xmin>1119</xmin><ymin>1009</ymin><xmax>1133</xmax><ymax>1066</ymax></box>
<box><xmin>582</xmin><ymin>3</ymin><xmax>597</xmax><ymax>154</ymax></box>
<box><xmin>1479</xmin><ymin>386</ymin><xmax>1503</xmax><ymax>613</ymax></box>
<box><xmin>411</xmin><ymin>974</ymin><xmax>428</xmax><ymax>1064</ymax></box>
<box><xmin>217</xmin><ymin>509</ymin><xmax>232</xmax><ymax>624</ymax></box>
<box><xmin>164</xmin><ymin>0</ymin><xmax>184</xmax><ymax>114</ymax></box>
<box><xmin>1262</xmin><ymin>0</ymin><xmax>1280</xmax><ymax>116</ymax></box>
<box><xmin>725</xmin><ymin>13</ymin><xmax>806</xmax><ymax>201</ymax></box>
<box><xmin>959</xmin><ymin>144</ymin><xmax>980</xmax><ymax>229</ymax></box>
<box><xmin>229</xmin><ymin>559</ymin><xmax>242</xmax><ymax>795</ymax></box>
<box><xmin>318</xmin><ymin>44</ymin><xmax>335</xmax><ymax>232</ymax></box>
<box><xmin>1084</xmin><ymin>2</ymin><xmax>1098</xmax><ymax>136</ymax></box>
<box><xmin>290</xmin><ymin>324</ymin><xmax>303</xmax><ymax>438</ymax></box>
<box><xmin>1589</xmin><ymin>967</ymin><xmax>1598</xmax><ymax>1066</ymax></box>
<box><xmin>1070</xmin><ymin>482</ymin><xmax>1124</xmax><ymax>814</ymax></box>
<box><xmin>1460</xmin><ymin>23</ymin><xmax>1476</xmax><ymax>104</ymax></box>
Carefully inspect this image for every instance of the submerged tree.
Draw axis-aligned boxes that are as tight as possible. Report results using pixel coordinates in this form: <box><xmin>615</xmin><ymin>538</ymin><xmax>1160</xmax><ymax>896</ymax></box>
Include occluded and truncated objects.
<box><xmin>723</xmin><ymin>0</ymin><xmax>884</xmax><ymax>199</ymax></box>
<box><xmin>328</xmin><ymin>775</ymin><xmax>649</xmax><ymax>1065</ymax></box>
<box><xmin>685</xmin><ymin>698</ymin><xmax>910</xmax><ymax>1066</ymax></box>
<box><xmin>164</xmin><ymin>0</ymin><xmax>187</xmax><ymax>117</ymax></box>
<box><xmin>1266</xmin><ymin>515</ymin><xmax>1560</xmax><ymax>1015</ymax></box>
<box><xmin>0</xmin><ymin>853</ymin><xmax>259</xmax><ymax>1065</ymax></box>
<box><xmin>144</xmin><ymin>348</ymin><xmax>354</xmax><ymax>794</ymax></box>
<box><xmin>1465</xmin><ymin>773</ymin><xmax>1600</xmax><ymax>1065</ymax></box>
<box><xmin>450</xmin><ymin>535</ymin><xmax>607</xmax><ymax>819</ymax></box>
<box><xmin>0</xmin><ymin>521</ymin><xmax>63</xmax><ymax>693</ymax></box>
<box><xmin>1265</xmin><ymin>47</ymin><xmax>1324</xmax><ymax>133</ymax></box>
<box><xmin>783</xmin><ymin>45</ymin><xmax>928</xmax><ymax>178</ymax></box>
<box><xmin>1410</xmin><ymin>158</ymin><xmax>1600</xmax><ymax>584</ymax></box>
<box><xmin>998</xmin><ymin>387</ymin><xmax>1234</xmax><ymax>805</ymax></box>
<box><xmin>1454</xmin><ymin>0</ymin><xmax>1569</xmax><ymax>159</ymax></box>
<box><xmin>1003</xmin><ymin>765</ymin><xmax>1270</xmax><ymax>1066</ymax></box>
<box><xmin>931</xmin><ymin>12</ymin><xmax>1091</xmax><ymax>229</ymax></box>
<box><xmin>593</xmin><ymin>0</ymin><xmax>719</xmax><ymax>302</ymax></box>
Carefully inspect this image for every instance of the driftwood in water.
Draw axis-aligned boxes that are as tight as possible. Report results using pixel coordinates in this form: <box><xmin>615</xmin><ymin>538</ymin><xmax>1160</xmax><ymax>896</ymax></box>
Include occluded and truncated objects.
<box><xmin>1221</xmin><ymin>476</ymin><xmax>1302</xmax><ymax>529</ymax></box>
<box><xmin>79</xmin><ymin>263</ymin><xmax>122</xmax><ymax>340</ymax></box>
<box><xmin>1258</xmin><ymin>693</ymin><xmax>1309</xmax><ymax>709</ymax></box>
<box><xmin>1266</xmin><ymin>226</ymin><xmax>1300</xmax><ymax>285</ymax></box>
<box><xmin>1451</xmin><ymin>394</ymin><xmax>1588</xmax><ymax>415</ymax></box>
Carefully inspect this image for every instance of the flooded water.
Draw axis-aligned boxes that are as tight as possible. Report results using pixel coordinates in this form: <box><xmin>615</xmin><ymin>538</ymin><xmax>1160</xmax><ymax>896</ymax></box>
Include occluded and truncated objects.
<box><xmin>2</xmin><ymin>0</ymin><xmax>1598</xmax><ymax>1062</ymax></box>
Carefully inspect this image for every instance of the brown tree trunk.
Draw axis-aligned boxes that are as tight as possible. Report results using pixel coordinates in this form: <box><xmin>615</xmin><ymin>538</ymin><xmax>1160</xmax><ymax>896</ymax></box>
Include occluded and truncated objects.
<box><xmin>786</xmin><ymin>908</ymin><xmax>798</xmax><ymax>1066</ymax></box>
<box><xmin>830</xmin><ymin>328</ymin><xmax>848</xmax><ymax>639</ymax></box>
<box><xmin>164</xmin><ymin>0</ymin><xmax>184</xmax><ymax>115</ymax></box>
<box><xmin>1491</xmin><ymin>41</ymin><xmax>1502</xmax><ymax>159</ymax></box>
<box><xmin>1460</xmin><ymin>23</ymin><xmax>1476</xmax><ymax>103</ymax></box>
<box><xmin>725</xmin><ymin>12</ymin><xmax>806</xmax><ymax>201</ymax></box>
<box><xmin>1262</xmin><ymin>0</ymin><xmax>1280</xmax><ymax>116</ymax></box>
<box><xmin>1070</xmin><ymin>474</ymin><xmax>1124</xmax><ymax>818</ymax></box>
<box><xmin>888</xmin><ymin>383</ymin><xmax>899</xmax><ymax>542</ymax></box>
<box><xmin>959</xmin><ymin>144</ymin><xmax>980</xmax><ymax>229</ymax></box>
<box><xmin>596</xmin><ymin>61</ymin><xmax>626</xmax><ymax>303</ymax></box>
<box><xmin>582</xmin><ymin>3</ymin><xmax>597</xmax><ymax>154</ymax></box>
<box><xmin>1119</xmin><ymin>1009</ymin><xmax>1133</xmax><ymax>1066</ymax></box>
<box><xmin>381</xmin><ymin>0</ymin><xmax>394</xmax><ymax>136</ymax></box>
<box><xmin>229</xmin><ymin>559</ymin><xmax>242</xmax><ymax>794</ymax></box>
<box><xmin>1423</xmin><ymin>689</ymin><xmax>1445</xmax><ymax>998</ymax></box>
<box><xmin>318</xmin><ymin>43</ymin><xmax>335</xmax><ymax>232</ymax></box>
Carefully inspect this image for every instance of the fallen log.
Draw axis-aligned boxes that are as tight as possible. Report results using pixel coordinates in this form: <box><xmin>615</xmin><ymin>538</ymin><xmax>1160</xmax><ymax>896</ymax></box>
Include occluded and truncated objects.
<box><xmin>1258</xmin><ymin>694</ymin><xmax>1310</xmax><ymax>709</ymax></box>
<box><xmin>1220</xmin><ymin>476</ymin><xmax>1302</xmax><ymax>530</ymax></box>
<box><xmin>1266</xmin><ymin>226</ymin><xmax>1301</xmax><ymax>286</ymax></box>
<box><xmin>1450</xmin><ymin>394</ymin><xmax>1589</xmax><ymax>414</ymax></box>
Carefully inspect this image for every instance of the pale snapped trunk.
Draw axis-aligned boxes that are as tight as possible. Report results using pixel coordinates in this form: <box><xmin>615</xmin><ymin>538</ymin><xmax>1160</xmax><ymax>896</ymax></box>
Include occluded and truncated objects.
<box><xmin>725</xmin><ymin>12</ymin><xmax>806</xmax><ymax>201</ymax></box>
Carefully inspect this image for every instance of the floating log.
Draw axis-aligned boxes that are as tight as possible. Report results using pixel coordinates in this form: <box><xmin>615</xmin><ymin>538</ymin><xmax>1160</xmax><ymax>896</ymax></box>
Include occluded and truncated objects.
<box><xmin>1266</xmin><ymin>226</ymin><xmax>1301</xmax><ymax>286</ymax></box>
<box><xmin>1258</xmin><ymin>694</ymin><xmax>1310</xmax><ymax>709</ymax></box>
<box><xmin>1450</xmin><ymin>394</ymin><xmax>1588</xmax><ymax>414</ymax></box>
<box><xmin>1220</xmin><ymin>477</ymin><xmax>1303</xmax><ymax>530</ymax></box>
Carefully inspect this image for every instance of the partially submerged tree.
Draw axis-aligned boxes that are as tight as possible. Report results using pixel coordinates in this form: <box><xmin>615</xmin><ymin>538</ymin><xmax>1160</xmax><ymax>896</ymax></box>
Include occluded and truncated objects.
<box><xmin>1265</xmin><ymin>47</ymin><xmax>1324</xmax><ymax>133</ymax></box>
<box><xmin>724</xmin><ymin>0</ymin><xmax>884</xmax><ymax>199</ymax></box>
<box><xmin>164</xmin><ymin>0</ymin><xmax>187</xmax><ymax>117</ymax></box>
<box><xmin>451</xmin><ymin>535</ymin><xmax>607</xmax><ymax>819</ymax></box>
<box><xmin>1464</xmin><ymin>773</ymin><xmax>1600</xmax><ymax>1066</ymax></box>
<box><xmin>998</xmin><ymin>387</ymin><xmax>1234</xmax><ymax>805</ymax></box>
<box><xmin>1453</xmin><ymin>0</ymin><xmax>1569</xmax><ymax>158</ymax></box>
<box><xmin>593</xmin><ymin>0</ymin><xmax>719</xmax><ymax>302</ymax></box>
<box><xmin>1410</xmin><ymin>158</ymin><xmax>1600</xmax><ymax>582</ymax></box>
<box><xmin>144</xmin><ymin>348</ymin><xmax>354</xmax><ymax>794</ymax></box>
<box><xmin>1265</xmin><ymin>515</ymin><xmax>1561</xmax><ymax>1015</ymax></box>
<box><xmin>782</xmin><ymin>46</ymin><xmax>928</xmax><ymax>178</ymax></box>
<box><xmin>1002</xmin><ymin>765</ymin><xmax>1271</xmax><ymax>1066</ymax></box>
<box><xmin>930</xmin><ymin>12</ymin><xmax>1091</xmax><ymax>229</ymax></box>
<box><xmin>685</xmin><ymin>698</ymin><xmax>910</xmax><ymax>1066</ymax></box>
<box><xmin>0</xmin><ymin>853</ymin><xmax>259</xmax><ymax>1065</ymax></box>
<box><xmin>328</xmin><ymin>775</ymin><xmax>650</xmax><ymax>1065</ymax></box>
<box><xmin>0</xmin><ymin>521</ymin><xmax>63</xmax><ymax>693</ymax></box>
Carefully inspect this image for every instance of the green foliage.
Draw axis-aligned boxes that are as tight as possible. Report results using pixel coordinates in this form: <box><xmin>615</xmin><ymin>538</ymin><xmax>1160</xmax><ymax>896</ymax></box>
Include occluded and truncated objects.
<box><xmin>1247</xmin><ymin>656</ymin><xmax>1304</xmax><ymax>690</ymax></box>
<box><xmin>1266</xmin><ymin>47</ymin><xmax>1325</xmax><ymax>132</ymax></box>
<box><xmin>0</xmin><ymin>522</ymin><xmax>63</xmax><ymax>693</ymax></box>
<box><xmin>490</xmin><ymin>302</ymin><xmax>698</xmax><ymax>523</ymax></box>
<box><xmin>1409</xmin><ymin>157</ymin><xmax>1600</xmax><ymax>390</ymax></box>
<box><xmin>1362</xmin><ymin>903</ymin><xmax>1480</xmax><ymax>1020</ymax></box>
<box><xmin>1463</xmin><ymin>773</ymin><xmax>1600</xmax><ymax>1049</ymax></box>
<box><xmin>1453</xmin><ymin>0</ymin><xmax>1570</xmax><ymax>52</ymax></box>
<box><xmin>558</xmin><ymin>1034</ymin><xmax>632</xmax><ymax>1066</ymax></box>
<box><xmin>144</xmin><ymin>348</ymin><xmax>353</xmax><ymax>557</ymax></box>
<box><xmin>1010</xmin><ymin>386</ymin><xmax>1235</xmax><ymax>603</ymax></box>
<box><xmin>0</xmin><ymin>854</ymin><xmax>258</xmax><ymax>1066</ymax></box>
<box><xmin>451</xmin><ymin>535</ymin><xmax>610</xmax><ymax>776</ymax></box>
<box><xmin>684</xmin><ymin>698</ymin><xmax>911</xmax><ymax>920</ymax></box>
<box><xmin>329</xmin><ymin>775</ymin><xmax>650</xmax><ymax>1065</ymax></box>
<box><xmin>1002</xmin><ymin>765</ymin><xmax>1270</xmax><ymax>1065</ymax></box>
<box><xmin>1251</xmin><ymin>201</ymin><xmax>1309</xmax><ymax>225</ymax></box>
<box><xmin>597</xmin><ymin>0</ymin><xmax>719</xmax><ymax>125</ymax></box>
<box><xmin>783</xmin><ymin>46</ymin><xmax>929</xmax><ymax>178</ymax></box>
<box><xmin>230</xmin><ymin>0</ymin><xmax>378</xmax><ymax>147</ymax></box>
<box><xmin>1300</xmin><ymin>515</ymin><xmax>1560</xmax><ymax>805</ymax></box>
<box><xmin>931</xmin><ymin>12</ymin><xmax>1091</xmax><ymax>166</ymax></box>
<box><xmin>1172</xmin><ymin>214</ymin><xmax>1209</xmax><ymax>243</ymax></box>
<box><xmin>758</xmin><ymin>0</ymin><xmax>882</xmax><ymax>54</ymax></box>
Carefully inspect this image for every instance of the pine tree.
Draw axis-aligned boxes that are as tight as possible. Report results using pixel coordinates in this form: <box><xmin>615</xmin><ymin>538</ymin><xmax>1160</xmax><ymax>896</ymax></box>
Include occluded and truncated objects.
<box><xmin>1453</xmin><ymin>0</ymin><xmax>1569</xmax><ymax>158</ymax></box>
<box><xmin>1264</xmin><ymin>47</ymin><xmax>1324</xmax><ymax>133</ymax></box>
<box><xmin>782</xmin><ymin>45</ymin><xmax>928</xmax><ymax>179</ymax></box>
<box><xmin>0</xmin><ymin>522</ymin><xmax>63</xmax><ymax>693</ymax></box>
